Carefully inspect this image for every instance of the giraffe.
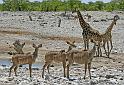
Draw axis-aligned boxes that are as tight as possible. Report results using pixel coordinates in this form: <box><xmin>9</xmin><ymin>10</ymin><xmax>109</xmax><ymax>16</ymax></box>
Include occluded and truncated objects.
<box><xmin>100</xmin><ymin>15</ymin><xmax>120</xmax><ymax>57</ymax></box>
<box><xmin>90</xmin><ymin>15</ymin><xmax>120</xmax><ymax>57</ymax></box>
<box><xmin>76</xmin><ymin>10</ymin><xmax>101</xmax><ymax>51</ymax></box>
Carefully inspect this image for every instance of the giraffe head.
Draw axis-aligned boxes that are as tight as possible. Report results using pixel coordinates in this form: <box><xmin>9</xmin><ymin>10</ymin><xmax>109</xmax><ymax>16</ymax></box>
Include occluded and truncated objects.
<box><xmin>114</xmin><ymin>15</ymin><xmax>120</xmax><ymax>25</ymax></box>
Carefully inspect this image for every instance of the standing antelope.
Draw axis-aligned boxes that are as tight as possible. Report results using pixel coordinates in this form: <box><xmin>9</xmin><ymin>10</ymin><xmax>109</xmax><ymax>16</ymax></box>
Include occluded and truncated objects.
<box><xmin>42</xmin><ymin>41</ymin><xmax>76</xmax><ymax>78</ymax></box>
<box><xmin>66</xmin><ymin>39</ymin><xmax>97</xmax><ymax>79</ymax></box>
<box><xmin>9</xmin><ymin>43</ymin><xmax>42</xmax><ymax>77</ymax></box>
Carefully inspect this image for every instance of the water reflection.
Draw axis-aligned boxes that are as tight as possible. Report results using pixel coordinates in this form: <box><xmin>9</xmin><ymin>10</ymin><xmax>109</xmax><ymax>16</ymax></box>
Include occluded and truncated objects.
<box><xmin>0</xmin><ymin>59</ymin><xmax>42</xmax><ymax>68</ymax></box>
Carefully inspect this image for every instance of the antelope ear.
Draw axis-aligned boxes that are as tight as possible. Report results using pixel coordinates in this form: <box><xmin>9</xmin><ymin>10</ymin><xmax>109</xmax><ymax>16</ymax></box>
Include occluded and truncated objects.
<box><xmin>22</xmin><ymin>42</ymin><xmax>25</xmax><ymax>45</ymax></box>
<box><xmin>32</xmin><ymin>43</ymin><xmax>37</xmax><ymax>48</ymax></box>
<box><xmin>72</xmin><ymin>41</ymin><xmax>75</xmax><ymax>44</ymax></box>
<box><xmin>66</xmin><ymin>41</ymin><xmax>71</xmax><ymax>44</ymax></box>
<box><xmin>38</xmin><ymin>44</ymin><xmax>42</xmax><ymax>47</ymax></box>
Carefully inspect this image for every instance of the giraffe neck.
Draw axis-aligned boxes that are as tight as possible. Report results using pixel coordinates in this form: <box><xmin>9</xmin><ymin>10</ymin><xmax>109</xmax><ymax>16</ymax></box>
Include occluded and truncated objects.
<box><xmin>77</xmin><ymin>10</ymin><xmax>88</xmax><ymax>29</ymax></box>
<box><xmin>106</xmin><ymin>19</ymin><xmax>117</xmax><ymax>33</ymax></box>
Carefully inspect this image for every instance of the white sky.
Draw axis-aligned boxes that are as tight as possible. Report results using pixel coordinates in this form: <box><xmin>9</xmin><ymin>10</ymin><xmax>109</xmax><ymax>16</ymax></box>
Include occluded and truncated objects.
<box><xmin>0</xmin><ymin>0</ymin><xmax>111</xmax><ymax>3</ymax></box>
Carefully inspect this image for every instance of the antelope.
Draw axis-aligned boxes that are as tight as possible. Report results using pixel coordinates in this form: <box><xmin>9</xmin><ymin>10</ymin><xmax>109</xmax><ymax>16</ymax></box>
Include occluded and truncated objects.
<box><xmin>42</xmin><ymin>41</ymin><xmax>76</xmax><ymax>78</ymax></box>
<box><xmin>9</xmin><ymin>43</ymin><xmax>42</xmax><ymax>77</ymax></box>
<box><xmin>66</xmin><ymin>39</ymin><xmax>97</xmax><ymax>79</ymax></box>
<box><xmin>8</xmin><ymin>40</ymin><xmax>25</xmax><ymax>55</ymax></box>
<box><xmin>13</xmin><ymin>40</ymin><xmax>25</xmax><ymax>54</ymax></box>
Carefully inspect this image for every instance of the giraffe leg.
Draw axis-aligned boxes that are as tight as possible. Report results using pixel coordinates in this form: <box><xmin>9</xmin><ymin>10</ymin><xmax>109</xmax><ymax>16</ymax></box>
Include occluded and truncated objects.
<box><xmin>95</xmin><ymin>49</ymin><xmax>98</xmax><ymax>57</ymax></box>
<box><xmin>97</xmin><ymin>47</ymin><xmax>100</xmax><ymax>57</ymax></box>
<box><xmin>100</xmin><ymin>47</ymin><xmax>102</xmax><ymax>57</ymax></box>
<box><xmin>96</xmin><ymin>43</ymin><xmax>100</xmax><ymax>57</ymax></box>
<box><xmin>109</xmin><ymin>39</ymin><xmax>113</xmax><ymax>57</ymax></box>
<box><xmin>97</xmin><ymin>45</ymin><xmax>100</xmax><ymax>57</ymax></box>
<box><xmin>107</xmin><ymin>41</ymin><xmax>110</xmax><ymax>58</ymax></box>
<box><xmin>87</xmin><ymin>39</ymin><xmax>89</xmax><ymax>50</ymax></box>
<box><xmin>83</xmin><ymin>33</ymin><xmax>86</xmax><ymax>50</ymax></box>
<box><xmin>83</xmin><ymin>35</ymin><xmax>89</xmax><ymax>50</ymax></box>
<box><xmin>103</xmin><ymin>42</ymin><xmax>108</xmax><ymax>57</ymax></box>
<box><xmin>97</xmin><ymin>43</ymin><xmax>102</xmax><ymax>57</ymax></box>
<box><xmin>96</xmin><ymin>46</ymin><xmax>99</xmax><ymax>57</ymax></box>
<box><xmin>84</xmin><ymin>39</ymin><xmax>87</xmax><ymax>50</ymax></box>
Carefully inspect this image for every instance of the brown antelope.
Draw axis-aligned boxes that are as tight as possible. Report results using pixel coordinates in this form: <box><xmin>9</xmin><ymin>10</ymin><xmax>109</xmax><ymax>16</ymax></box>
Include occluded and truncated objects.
<box><xmin>42</xmin><ymin>41</ymin><xmax>76</xmax><ymax>78</ymax></box>
<box><xmin>9</xmin><ymin>43</ymin><xmax>42</xmax><ymax>77</ymax></box>
<box><xmin>66</xmin><ymin>39</ymin><xmax>97</xmax><ymax>79</ymax></box>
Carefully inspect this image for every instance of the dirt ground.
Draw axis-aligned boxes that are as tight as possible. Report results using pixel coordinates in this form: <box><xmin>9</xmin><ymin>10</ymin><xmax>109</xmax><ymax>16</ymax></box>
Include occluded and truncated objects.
<box><xmin>0</xmin><ymin>11</ymin><xmax>124</xmax><ymax>85</ymax></box>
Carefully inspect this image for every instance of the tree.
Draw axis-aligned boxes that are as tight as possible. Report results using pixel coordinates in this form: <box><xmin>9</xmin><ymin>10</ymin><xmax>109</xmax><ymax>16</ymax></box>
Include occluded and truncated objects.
<box><xmin>95</xmin><ymin>1</ymin><xmax>104</xmax><ymax>10</ymax></box>
<box><xmin>2</xmin><ymin>0</ymin><xmax>29</xmax><ymax>11</ymax></box>
<box><xmin>1</xmin><ymin>0</ymin><xmax>124</xmax><ymax>11</ymax></box>
<box><xmin>67</xmin><ymin>0</ymin><xmax>81</xmax><ymax>11</ymax></box>
<box><xmin>3</xmin><ymin>0</ymin><xmax>12</xmax><ymax>11</ymax></box>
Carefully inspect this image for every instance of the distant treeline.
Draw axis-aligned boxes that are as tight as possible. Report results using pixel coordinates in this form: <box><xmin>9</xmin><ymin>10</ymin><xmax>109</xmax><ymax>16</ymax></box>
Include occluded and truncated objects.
<box><xmin>0</xmin><ymin>0</ymin><xmax>124</xmax><ymax>11</ymax></box>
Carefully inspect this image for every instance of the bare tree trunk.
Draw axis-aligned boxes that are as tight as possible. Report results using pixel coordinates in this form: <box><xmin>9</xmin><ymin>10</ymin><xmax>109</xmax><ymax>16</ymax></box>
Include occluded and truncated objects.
<box><xmin>58</xmin><ymin>17</ymin><xmax>61</xmax><ymax>27</ymax></box>
<box><xmin>29</xmin><ymin>16</ymin><xmax>33</xmax><ymax>21</ymax></box>
<box><xmin>46</xmin><ymin>7</ymin><xmax>49</xmax><ymax>12</ymax></box>
<box><xmin>54</xmin><ymin>6</ymin><xmax>58</xmax><ymax>11</ymax></box>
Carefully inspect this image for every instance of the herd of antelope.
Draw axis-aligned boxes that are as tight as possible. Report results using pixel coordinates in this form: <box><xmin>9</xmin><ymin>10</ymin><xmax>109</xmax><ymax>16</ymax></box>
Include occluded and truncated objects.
<box><xmin>8</xmin><ymin>10</ymin><xmax>120</xmax><ymax>79</ymax></box>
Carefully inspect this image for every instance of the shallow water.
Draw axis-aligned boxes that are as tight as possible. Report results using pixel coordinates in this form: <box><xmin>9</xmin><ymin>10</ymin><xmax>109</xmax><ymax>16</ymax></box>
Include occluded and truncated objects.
<box><xmin>0</xmin><ymin>59</ymin><xmax>43</xmax><ymax>68</ymax></box>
